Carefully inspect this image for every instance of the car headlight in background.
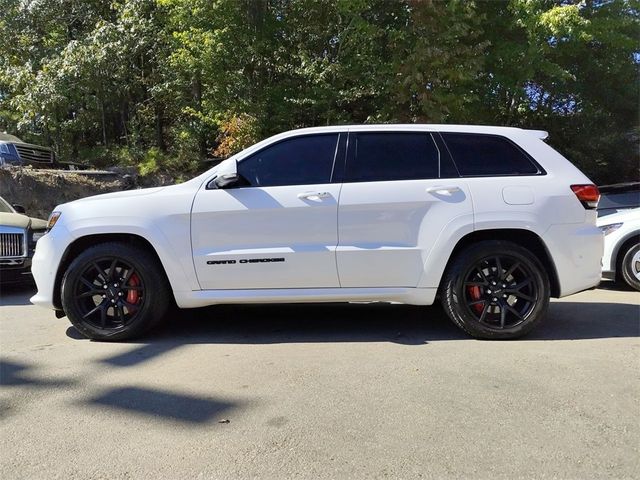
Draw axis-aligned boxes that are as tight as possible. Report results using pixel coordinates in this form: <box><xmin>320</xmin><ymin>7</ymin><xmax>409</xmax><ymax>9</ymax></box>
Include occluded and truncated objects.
<box><xmin>599</xmin><ymin>222</ymin><xmax>623</xmax><ymax>236</ymax></box>
<box><xmin>46</xmin><ymin>211</ymin><xmax>61</xmax><ymax>231</ymax></box>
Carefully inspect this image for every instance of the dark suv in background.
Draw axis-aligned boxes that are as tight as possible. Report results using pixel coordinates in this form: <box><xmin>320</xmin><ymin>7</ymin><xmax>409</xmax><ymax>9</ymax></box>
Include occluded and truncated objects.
<box><xmin>0</xmin><ymin>133</ymin><xmax>55</xmax><ymax>168</ymax></box>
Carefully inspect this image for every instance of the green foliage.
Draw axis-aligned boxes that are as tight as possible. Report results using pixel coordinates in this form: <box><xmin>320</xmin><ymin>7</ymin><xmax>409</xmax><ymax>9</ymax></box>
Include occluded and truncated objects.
<box><xmin>213</xmin><ymin>113</ymin><xmax>261</xmax><ymax>158</ymax></box>
<box><xmin>139</xmin><ymin>148</ymin><xmax>161</xmax><ymax>176</ymax></box>
<box><xmin>473</xmin><ymin>0</ymin><xmax>639</xmax><ymax>182</ymax></box>
<box><xmin>0</xmin><ymin>0</ymin><xmax>637</xmax><ymax>183</ymax></box>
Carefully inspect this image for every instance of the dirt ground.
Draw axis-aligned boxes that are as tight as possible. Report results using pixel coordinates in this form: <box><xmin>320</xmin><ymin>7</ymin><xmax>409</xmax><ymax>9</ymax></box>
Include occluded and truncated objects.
<box><xmin>0</xmin><ymin>167</ymin><xmax>128</xmax><ymax>219</ymax></box>
<box><xmin>0</xmin><ymin>167</ymin><xmax>173</xmax><ymax>220</ymax></box>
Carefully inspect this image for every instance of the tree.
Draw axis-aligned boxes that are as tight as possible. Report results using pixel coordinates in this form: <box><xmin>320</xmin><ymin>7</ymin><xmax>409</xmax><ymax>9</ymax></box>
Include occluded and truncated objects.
<box><xmin>0</xmin><ymin>0</ymin><xmax>637</xmax><ymax>183</ymax></box>
<box><xmin>472</xmin><ymin>0</ymin><xmax>639</xmax><ymax>183</ymax></box>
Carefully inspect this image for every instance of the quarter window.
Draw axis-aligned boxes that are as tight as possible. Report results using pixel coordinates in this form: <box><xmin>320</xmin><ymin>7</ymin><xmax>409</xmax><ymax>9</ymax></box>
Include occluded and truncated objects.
<box><xmin>346</xmin><ymin>133</ymin><xmax>439</xmax><ymax>182</ymax></box>
<box><xmin>237</xmin><ymin>134</ymin><xmax>339</xmax><ymax>187</ymax></box>
<box><xmin>441</xmin><ymin>133</ymin><xmax>540</xmax><ymax>176</ymax></box>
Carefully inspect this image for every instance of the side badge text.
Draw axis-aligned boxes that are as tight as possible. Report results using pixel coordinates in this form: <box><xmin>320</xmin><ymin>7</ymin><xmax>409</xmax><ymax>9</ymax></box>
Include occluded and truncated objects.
<box><xmin>207</xmin><ymin>258</ymin><xmax>285</xmax><ymax>265</ymax></box>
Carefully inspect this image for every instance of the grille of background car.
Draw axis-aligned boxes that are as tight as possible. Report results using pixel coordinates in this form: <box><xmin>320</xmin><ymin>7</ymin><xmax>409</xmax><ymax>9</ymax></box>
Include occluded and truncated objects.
<box><xmin>0</xmin><ymin>233</ymin><xmax>25</xmax><ymax>257</ymax></box>
<box><xmin>14</xmin><ymin>144</ymin><xmax>54</xmax><ymax>164</ymax></box>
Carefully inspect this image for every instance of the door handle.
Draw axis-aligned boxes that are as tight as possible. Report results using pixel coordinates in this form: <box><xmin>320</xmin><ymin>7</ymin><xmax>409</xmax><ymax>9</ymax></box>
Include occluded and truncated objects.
<box><xmin>297</xmin><ymin>191</ymin><xmax>331</xmax><ymax>200</ymax></box>
<box><xmin>426</xmin><ymin>186</ymin><xmax>461</xmax><ymax>196</ymax></box>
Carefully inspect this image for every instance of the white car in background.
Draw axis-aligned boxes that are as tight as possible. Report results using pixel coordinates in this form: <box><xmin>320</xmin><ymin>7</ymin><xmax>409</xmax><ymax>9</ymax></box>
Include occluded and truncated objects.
<box><xmin>598</xmin><ymin>208</ymin><xmax>640</xmax><ymax>291</ymax></box>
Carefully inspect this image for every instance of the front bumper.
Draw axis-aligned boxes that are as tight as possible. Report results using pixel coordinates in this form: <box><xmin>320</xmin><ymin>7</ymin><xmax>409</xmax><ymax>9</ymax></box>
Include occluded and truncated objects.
<box><xmin>30</xmin><ymin>225</ymin><xmax>71</xmax><ymax>310</ymax></box>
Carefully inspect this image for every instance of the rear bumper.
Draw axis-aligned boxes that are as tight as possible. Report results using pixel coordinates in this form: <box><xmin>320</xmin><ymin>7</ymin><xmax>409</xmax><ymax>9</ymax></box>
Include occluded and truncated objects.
<box><xmin>543</xmin><ymin>223</ymin><xmax>604</xmax><ymax>297</ymax></box>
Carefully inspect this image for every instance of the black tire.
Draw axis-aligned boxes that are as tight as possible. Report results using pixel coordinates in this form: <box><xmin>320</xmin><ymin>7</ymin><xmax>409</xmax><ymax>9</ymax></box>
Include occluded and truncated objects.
<box><xmin>440</xmin><ymin>240</ymin><xmax>550</xmax><ymax>340</ymax></box>
<box><xmin>61</xmin><ymin>242</ymin><xmax>170</xmax><ymax>341</ymax></box>
<box><xmin>619</xmin><ymin>242</ymin><xmax>640</xmax><ymax>291</ymax></box>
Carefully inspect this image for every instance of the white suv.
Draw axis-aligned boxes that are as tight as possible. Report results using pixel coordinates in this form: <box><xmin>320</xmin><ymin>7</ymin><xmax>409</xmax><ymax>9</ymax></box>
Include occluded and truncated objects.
<box><xmin>31</xmin><ymin>125</ymin><xmax>603</xmax><ymax>340</ymax></box>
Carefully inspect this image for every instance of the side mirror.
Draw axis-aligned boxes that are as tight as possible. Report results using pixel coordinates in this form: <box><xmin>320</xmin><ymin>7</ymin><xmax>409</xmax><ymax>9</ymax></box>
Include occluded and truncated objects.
<box><xmin>12</xmin><ymin>204</ymin><xmax>26</xmax><ymax>214</ymax></box>
<box><xmin>214</xmin><ymin>173</ymin><xmax>240</xmax><ymax>189</ymax></box>
<box><xmin>208</xmin><ymin>159</ymin><xmax>239</xmax><ymax>189</ymax></box>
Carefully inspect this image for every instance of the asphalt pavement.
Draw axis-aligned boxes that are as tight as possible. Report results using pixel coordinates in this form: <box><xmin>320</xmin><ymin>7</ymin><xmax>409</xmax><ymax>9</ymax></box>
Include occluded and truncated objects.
<box><xmin>1</xmin><ymin>283</ymin><xmax>638</xmax><ymax>479</ymax></box>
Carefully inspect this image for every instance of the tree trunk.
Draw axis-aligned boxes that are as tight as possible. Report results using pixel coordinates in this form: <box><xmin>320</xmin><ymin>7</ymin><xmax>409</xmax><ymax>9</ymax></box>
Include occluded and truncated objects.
<box><xmin>155</xmin><ymin>105</ymin><xmax>165</xmax><ymax>152</ymax></box>
<box><xmin>98</xmin><ymin>83</ymin><xmax>108</xmax><ymax>147</ymax></box>
<box><xmin>192</xmin><ymin>75</ymin><xmax>207</xmax><ymax>158</ymax></box>
<box><xmin>121</xmin><ymin>101</ymin><xmax>129</xmax><ymax>143</ymax></box>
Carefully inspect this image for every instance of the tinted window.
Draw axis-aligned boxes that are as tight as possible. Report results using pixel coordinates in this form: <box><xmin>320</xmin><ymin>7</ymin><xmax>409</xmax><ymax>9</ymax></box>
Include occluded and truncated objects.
<box><xmin>441</xmin><ymin>133</ymin><xmax>540</xmax><ymax>176</ymax></box>
<box><xmin>346</xmin><ymin>133</ymin><xmax>439</xmax><ymax>182</ymax></box>
<box><xmin>598</xmin><ymin>189</ymin><xmax>640</xmax><ymax>216</ymax></box>
<box><xmin>238</xmin><ymin>134</ymin><xmax>339</xmax><ymax>187</ymax></box>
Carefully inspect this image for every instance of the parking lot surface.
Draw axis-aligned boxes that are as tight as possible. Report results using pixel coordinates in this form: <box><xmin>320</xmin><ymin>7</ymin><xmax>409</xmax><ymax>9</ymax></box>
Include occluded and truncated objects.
<box><xmin>1</xmin><ymin>284</ymin><xmax>638</xmax><ymax>479</ymax></box>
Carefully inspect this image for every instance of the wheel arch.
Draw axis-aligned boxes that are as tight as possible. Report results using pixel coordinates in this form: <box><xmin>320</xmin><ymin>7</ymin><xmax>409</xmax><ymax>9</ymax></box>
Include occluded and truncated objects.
<box><xmin>53</xmin><ymin>233</ymin><xmax>175</xmax><ymax>310</ymax></box>
<box><xmin>441</xmin><ymin>229</ymin><xmax>561</xmax><ymax>298</ymax></box>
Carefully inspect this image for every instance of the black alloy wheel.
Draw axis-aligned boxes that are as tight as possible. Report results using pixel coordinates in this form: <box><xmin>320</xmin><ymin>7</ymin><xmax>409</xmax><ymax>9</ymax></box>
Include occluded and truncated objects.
<box><xmin>61</xmin><ymin>242</ymin><xmax>170</xmax><ymax>341</ymax></box>
<box><xmin>71</xmin><ymin>256</ymin><xmax>145</xmax><ymax>331</ymax></box>
<box><xmin>441</xmin><ymin>240</ymin><xmax>550</xmax><ymax>339</ymax></box>
<box><xmin>461</xmin><ymin>255</ymin><xmax>538</xmax><ymax>330</ymax></box>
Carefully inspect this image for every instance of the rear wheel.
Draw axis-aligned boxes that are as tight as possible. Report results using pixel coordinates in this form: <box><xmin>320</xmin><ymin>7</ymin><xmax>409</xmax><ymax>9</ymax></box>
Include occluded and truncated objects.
<box><xmin>619</xmin><ymin>242</ymin><xmax>640</xmax><ymax>291</ymax></box>
<box><xmin>61</xmin><ymin>242</ymin><xmax>170</xmax><ymax>341</ymax></box>
<box><xmin>441</xmin><ymin>241</ymin><xmax>550</xmax><ymax>339</ymax></box>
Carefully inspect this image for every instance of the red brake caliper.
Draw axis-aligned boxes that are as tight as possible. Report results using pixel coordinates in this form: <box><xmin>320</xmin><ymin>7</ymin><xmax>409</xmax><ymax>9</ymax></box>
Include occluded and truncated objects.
<box><xmin>467</xmin><ymin>285</ymin><xmax>484</xmax><ymax>314</ymax></box>
<box><xmin>127</xmin><ymin>273</ymin><xmax>140</xmax><ymax>306</ymax></box>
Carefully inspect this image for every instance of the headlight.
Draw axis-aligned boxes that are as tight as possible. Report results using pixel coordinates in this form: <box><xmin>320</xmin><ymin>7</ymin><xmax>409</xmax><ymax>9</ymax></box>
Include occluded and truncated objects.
<box><xmin>599</xmin><ymin>222</ymin><xmax>623</xmax><ymax>236</ymax></box>
<box><xmin>32</xmin><ymin>231</ymin><xmax>46</xmax><ymax>243</ymax></box>
<box><xmin>47</xmin><ymin>211</ymin><xmax>61</xmax><ymax>231</ymax></box>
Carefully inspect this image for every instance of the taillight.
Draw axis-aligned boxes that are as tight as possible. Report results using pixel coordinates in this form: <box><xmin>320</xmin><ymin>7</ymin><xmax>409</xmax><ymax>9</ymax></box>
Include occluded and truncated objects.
<box><xmin>570</xmin><ymin>184</ymin><xmax>600</xmax><ymax>209</ymax></box>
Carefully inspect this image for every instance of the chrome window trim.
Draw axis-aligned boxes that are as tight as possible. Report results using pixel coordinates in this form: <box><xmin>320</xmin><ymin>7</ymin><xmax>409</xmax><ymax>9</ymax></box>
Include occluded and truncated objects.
<box><xmin>0</xmin><ymin>225</ymin><xmax>28</xmax><ymax>259</ymax></box>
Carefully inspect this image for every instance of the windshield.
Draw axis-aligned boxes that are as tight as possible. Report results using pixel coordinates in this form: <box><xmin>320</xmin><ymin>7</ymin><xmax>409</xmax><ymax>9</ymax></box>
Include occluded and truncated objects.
<box><xmin>0</xmin><ymin>196</ymin><xmax>15</xmax><ymax>213</ymax></box>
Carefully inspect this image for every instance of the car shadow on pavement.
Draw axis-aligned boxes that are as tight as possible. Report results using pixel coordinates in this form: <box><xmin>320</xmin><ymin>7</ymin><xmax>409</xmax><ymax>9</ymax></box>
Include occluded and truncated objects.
<box><xmin>157</xmin><ymin>300</ymin><xmax>640</xmax><ymax>343</ymax></box>
<box><xmin>165</xmin><ymin>303</ymin><xmax>453</xmax><ymax>344</ymax></box>
<box><xmin>532</xmin><ymin>301</ymin><xmax>639</xmax><ymax>340</ymax></box>
<box><xmin>82</xmin><ymin>299</ymin><xmax>640</xmax><ymax>369</ymax></box>
<box><xmin>0</xmin><ymin>284</ymin><xmax>36</xmax><ymax>306</ymax></box>
<box><xmin>596</xmin><ymin>279</ymin><xmax>637</xmax><ymax>292</ymax></box>
<box><xmin>94</xmin><ymin>303</ymin><xmax>449</xmax><ymax>368</ymax></box>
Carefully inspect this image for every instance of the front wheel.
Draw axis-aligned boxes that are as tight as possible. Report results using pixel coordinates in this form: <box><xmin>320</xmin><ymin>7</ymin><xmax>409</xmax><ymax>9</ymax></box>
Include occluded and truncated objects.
<box><xmin>619</xmin><ymin>242</ymin><xmax>640</xmax><ymax>291</ymax></box>
<box><xmin>61</xmin><ymin>242</ymin><xmax>170</xmax><ymax>341</ymax></box>
<box><xmin>441</xmin><ymin>241</ymin><xmax>550</xmax><ymax>340</ymax></box>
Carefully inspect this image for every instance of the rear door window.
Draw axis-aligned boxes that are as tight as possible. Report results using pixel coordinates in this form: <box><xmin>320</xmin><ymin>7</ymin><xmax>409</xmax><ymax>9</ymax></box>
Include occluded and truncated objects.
<box><xmin>441</xmin><ymin>133</ymin><xmax>541</xmax><ymax>176</ymax></box>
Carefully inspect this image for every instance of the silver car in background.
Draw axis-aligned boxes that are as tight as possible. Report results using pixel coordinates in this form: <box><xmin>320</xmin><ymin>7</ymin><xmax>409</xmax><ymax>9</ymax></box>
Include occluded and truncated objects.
<box><xmin>0</xmin><ymin>196</ymin><xmax>47</xmax><ymax>285</ymax></box>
